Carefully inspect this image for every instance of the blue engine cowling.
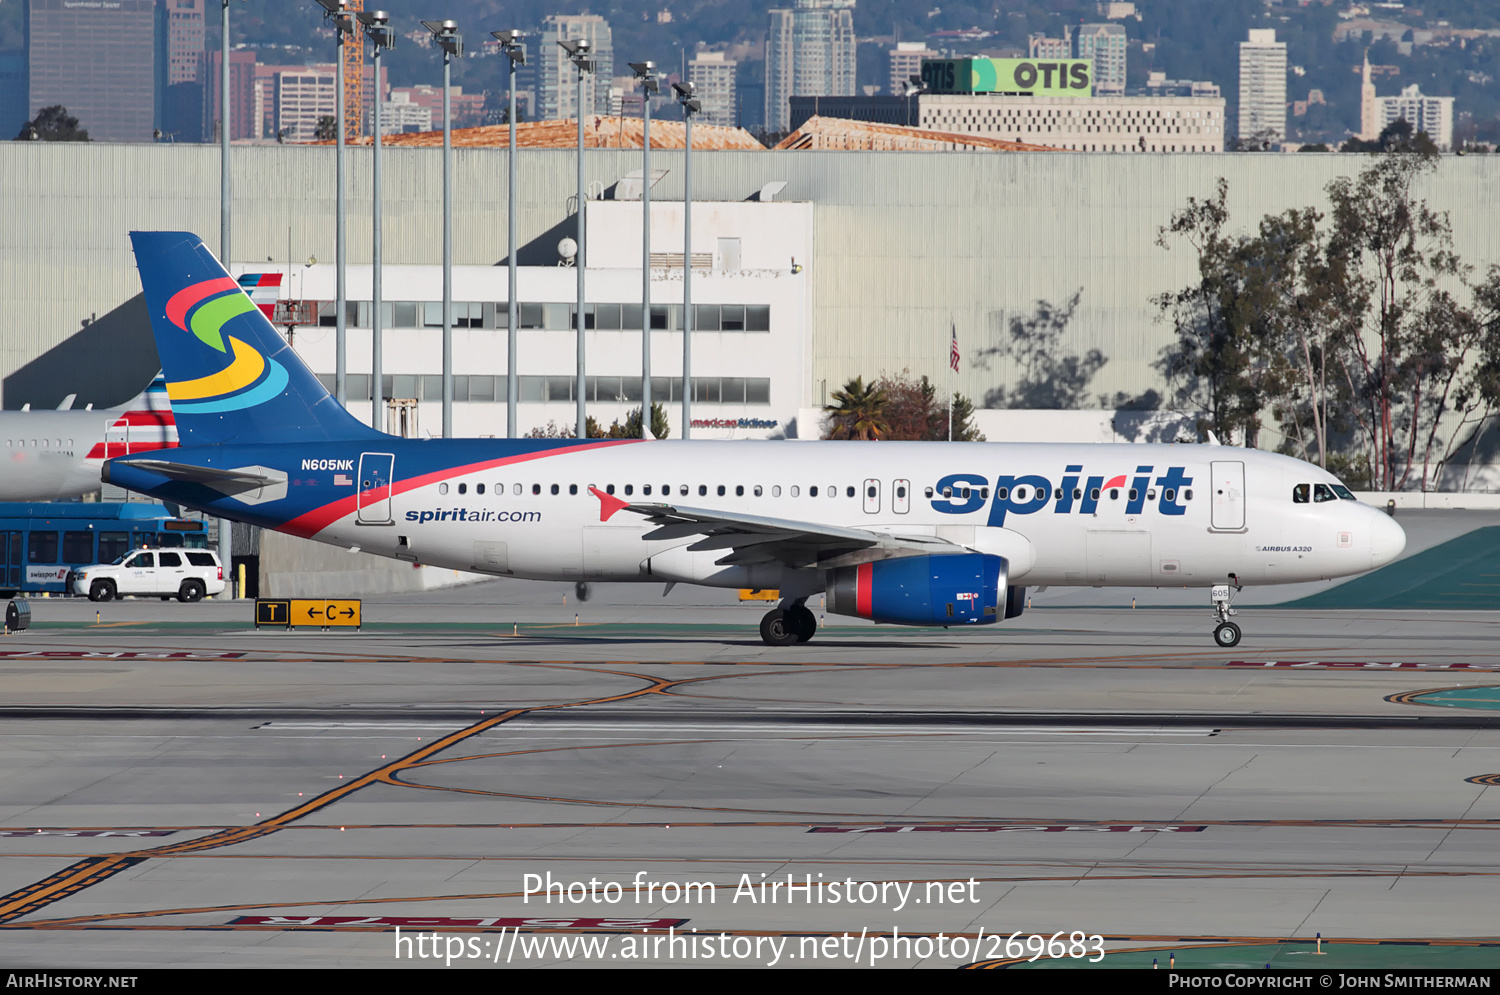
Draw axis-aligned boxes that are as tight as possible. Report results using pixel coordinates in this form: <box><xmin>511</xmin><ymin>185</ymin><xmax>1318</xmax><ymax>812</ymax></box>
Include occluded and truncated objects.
<box><xmin>826</xmin><ymin>553</ymin><xmax>1008</xmax><ymax>627</ymax></box>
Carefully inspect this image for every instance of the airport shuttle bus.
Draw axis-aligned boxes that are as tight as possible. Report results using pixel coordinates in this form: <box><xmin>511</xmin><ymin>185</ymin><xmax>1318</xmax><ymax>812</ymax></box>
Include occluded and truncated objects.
<box><xmin>103</xmin><ymin>232</ymin><xmax>1407</xmax><ymax>647</ymax></box>
<box><xmin>0</xmin><ymin>502</ymin><xmax>207</xmax><ymax>598</ymax></box>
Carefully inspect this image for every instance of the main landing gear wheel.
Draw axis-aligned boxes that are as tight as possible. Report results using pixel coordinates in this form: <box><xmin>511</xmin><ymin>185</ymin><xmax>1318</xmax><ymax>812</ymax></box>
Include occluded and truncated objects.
<box><xmin>759</xmin><ymin>609</ymin><xmax>800</xmax><ymax>647</ymax></box>
<box><xmin>1214</xmin><ymin>621</ymin><xmax>1242</xmax><ymax>648</ymax></box>
<box><xmin>784</xmin><ymin>604</ymin><xmax>816</xmax><ymax>643</ymax></box>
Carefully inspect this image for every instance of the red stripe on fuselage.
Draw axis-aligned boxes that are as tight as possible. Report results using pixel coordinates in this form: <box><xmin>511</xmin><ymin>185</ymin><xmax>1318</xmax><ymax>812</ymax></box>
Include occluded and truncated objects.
<box><xmin>112</xmin><ymin>411</ymin><xmax>177</xmax><ymax>427</ymax></box>
<box><xmin>279</xmin><ymin>439</ymin><xmax>642</xmax><ymax>539</ymax></box>
<box><xmin>855</xmin><ymin>562</ymin><xmax>872</xmax><ymax>619</ymax></box>
<box><xmin>87</xmin><ymin>440</ymin><xmax>178</xmax><ymax>460</ymax></box>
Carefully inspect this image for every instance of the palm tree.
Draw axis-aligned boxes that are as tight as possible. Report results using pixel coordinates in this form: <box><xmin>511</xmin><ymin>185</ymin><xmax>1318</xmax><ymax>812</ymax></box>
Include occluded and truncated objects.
<box><xmin>824</xmin><ymin>376</ymin><xmax>890</xmax><ymax>440</ymax></box>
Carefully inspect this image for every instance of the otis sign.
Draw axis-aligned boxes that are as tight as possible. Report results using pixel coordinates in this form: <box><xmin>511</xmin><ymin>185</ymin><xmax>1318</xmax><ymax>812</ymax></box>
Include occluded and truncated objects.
<box><xmin>920</xmin><ymin>58</ymin><xmax>1092</xmax><ymax>97</ymax></box>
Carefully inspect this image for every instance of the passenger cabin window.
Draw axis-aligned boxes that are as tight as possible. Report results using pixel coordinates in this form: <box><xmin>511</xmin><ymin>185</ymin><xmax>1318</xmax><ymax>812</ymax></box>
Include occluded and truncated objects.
<box><xmin>1293</xmin><ymin>484</ymin><xmax>1310</xmax><ymax>503</ymax></box>
<box><xmin>159</xmin><ymin>552</ymin><xmax>182</xmax><ymax>567</ymax></box>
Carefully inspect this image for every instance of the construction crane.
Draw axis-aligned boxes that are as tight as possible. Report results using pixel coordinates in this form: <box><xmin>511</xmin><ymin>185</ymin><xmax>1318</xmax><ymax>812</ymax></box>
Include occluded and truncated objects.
<box><xmin>343</xmin><ymin>0</ymin><xmax>364</xmax><ymax>141</ymax></box>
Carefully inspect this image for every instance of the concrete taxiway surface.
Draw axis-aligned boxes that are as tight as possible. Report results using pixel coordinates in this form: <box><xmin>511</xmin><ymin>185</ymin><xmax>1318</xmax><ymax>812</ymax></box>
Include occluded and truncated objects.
<box><xmin>1</xmin><ymin>580</ymin><xmax>1498</xmax><ymax>967</ymax></box>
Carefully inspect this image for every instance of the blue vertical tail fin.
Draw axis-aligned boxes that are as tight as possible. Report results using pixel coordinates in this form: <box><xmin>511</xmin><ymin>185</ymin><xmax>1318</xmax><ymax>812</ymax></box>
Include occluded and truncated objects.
<box><xmin>129</xmin><ymin>231</ymin><xmax>383</xmax><ymax>447</ymax></box>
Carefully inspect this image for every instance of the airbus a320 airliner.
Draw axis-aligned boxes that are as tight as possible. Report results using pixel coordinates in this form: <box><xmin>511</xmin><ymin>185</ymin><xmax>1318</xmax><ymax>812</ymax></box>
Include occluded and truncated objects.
<box><xmin>105</xmin><ymin>232</ymin><xmax>1406</xmax><ymax>647</ymax></box>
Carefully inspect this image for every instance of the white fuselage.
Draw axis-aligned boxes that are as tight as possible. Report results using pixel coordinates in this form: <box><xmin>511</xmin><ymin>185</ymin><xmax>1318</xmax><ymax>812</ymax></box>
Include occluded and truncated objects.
<box><xmin>309</xmin><ymin>442</ymin><xmax>1406</xmax><ymax>591</ymax></box>
<box><xmin>0</xmin><ymin>407</ymin><xmax>176</xmax><ymax>502</ymax></box>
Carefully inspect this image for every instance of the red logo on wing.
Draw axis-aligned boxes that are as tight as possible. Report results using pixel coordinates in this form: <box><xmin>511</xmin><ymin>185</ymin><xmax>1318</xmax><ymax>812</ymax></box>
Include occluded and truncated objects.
<box><xmin>589</xmin><ymin>486</ymin><xmax>630</xmax><ymax>522</ymax></box>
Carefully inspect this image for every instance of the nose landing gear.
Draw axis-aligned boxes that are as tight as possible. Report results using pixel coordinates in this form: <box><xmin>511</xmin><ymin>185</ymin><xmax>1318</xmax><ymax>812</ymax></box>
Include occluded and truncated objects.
<box><xmin>760</xmin><ymin>600</ymin><xmax>817</xmax><ymax>646</ymax></box>
<box><xmin>1211</xmin><ymin>578</ymin><xmax>1241</xmax><ymax>647</ymax></box>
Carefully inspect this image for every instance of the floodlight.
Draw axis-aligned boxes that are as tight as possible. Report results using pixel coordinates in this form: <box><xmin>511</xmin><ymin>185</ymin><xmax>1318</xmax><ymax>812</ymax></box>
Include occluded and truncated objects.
<box><xmin>422</xmin><ymin>20</ymin><xmax>462</xmax><ymax>57</ymax></box>
<box><xmin>631</xmin><ymin>61</ymin><xmax>659</xmax><ymax>94</ymax></box>
<box><xmin>491</xmin><ymin>29</ymin><xmax>526</xmax><ymax>66</ymax></box>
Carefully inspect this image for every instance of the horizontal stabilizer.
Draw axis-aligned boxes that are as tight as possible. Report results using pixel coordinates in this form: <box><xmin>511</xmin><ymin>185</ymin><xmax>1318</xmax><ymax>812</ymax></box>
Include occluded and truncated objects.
<box><xmin>110</xmin><ymin>458</ymin><xmax>281</xmax><ymax>486</ymax></box>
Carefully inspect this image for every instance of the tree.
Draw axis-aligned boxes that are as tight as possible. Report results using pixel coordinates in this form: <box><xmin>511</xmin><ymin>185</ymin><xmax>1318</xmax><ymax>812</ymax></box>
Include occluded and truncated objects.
<box><xmin>1152</xmin><ymin>178</ymin><xmax>1280</xmax><ymax>445</ymax></box>
<box><xmin>14</xmin><ymin>106</ymin><xmax>89</xmax><ymax>142</ymax></box>
<box><xmin>314</xmin><ymin>116</ymin><xmax>337</xmax><ymax>141</ymax></box>
<box><xmin>1340</xmin><ymin>119</ymin><xmax>1441</xmax><ymax>155</ymax></box>
<box><xmin>1152</xmin><ymin>158</ymin><xmax>1500</xmax><ymax>490</ymax></box>
<box><xmin>979</xmin><ymin>289</ymin><xmax>1107</xmax><ymax>409</ymax></box>
<box><xmin>525</xmin><ymin>417</ymin><xmax>604</xmax><ymax>439</ymax></box>
<box><xmin>1325</xmin><ymin>150</ymin><xmax>1465</xmax><ymax>490</ymax></box>
<box><xmin>605</xmin><ymin>403</ymin><xmax>669</xmax><ymax>440</ymax></box>
<box><xmin>822</xmin><ymin>376</ymin><xmax>889</xmax><ymax>440</ymax></box>
<box><xmin>863</xmin><ymin>370</ymin><xmax>984</xmax><ymax>441</ymax></box>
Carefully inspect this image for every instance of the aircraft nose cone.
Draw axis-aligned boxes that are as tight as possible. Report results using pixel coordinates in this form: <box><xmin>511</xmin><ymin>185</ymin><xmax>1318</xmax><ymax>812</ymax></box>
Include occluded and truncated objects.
<box><xmin>1370</xmin><ymin>510</ymin><xmax>1407</xmax><ymax>568</ymax></box>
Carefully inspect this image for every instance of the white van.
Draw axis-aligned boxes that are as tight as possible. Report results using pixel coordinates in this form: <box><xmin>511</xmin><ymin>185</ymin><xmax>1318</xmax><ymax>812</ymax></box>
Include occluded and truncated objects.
<box><xmin>71</xmin><ymin>549</ymin><xmax>226</xmax><ymax>602</ymax></box>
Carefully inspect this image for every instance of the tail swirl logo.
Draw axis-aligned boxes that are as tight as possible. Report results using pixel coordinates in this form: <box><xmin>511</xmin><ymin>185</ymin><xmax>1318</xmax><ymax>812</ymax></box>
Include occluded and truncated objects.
<box><xmin>163</xmin><ymin>278</ymin><xmax>289</xmax><ymax>414</ymax></box>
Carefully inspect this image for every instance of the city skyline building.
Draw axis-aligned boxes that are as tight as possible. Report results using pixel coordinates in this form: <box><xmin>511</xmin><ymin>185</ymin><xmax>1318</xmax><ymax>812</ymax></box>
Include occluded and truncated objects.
<box><xmin>1075</xmin><ymin>23</ymin><xmax>1127</xmax><ymax>95</ymax></box>
<box><xmin>1027</xmin><ymin>31</ymin><xmax>1072</xmax><ymax>60</ymax></box>
<box><xmin>26</xmin><ymin>0</ymin><xmax>159</xmax><ymax>142</ymax></box>
<box><xmin>1238</xmin><ymin>28</ymin><xmax>1287</xmax><ymax>145</ymax></box>
<box><xmin>538</xmin><ymin>14</ymin><xmax>614</xmax><ymax>121</ymax></box>
<box><xmin>690</xmin><ymin>50</ymin><xmax>738</xmax><ymax>127</ymax></box>
<box><xmin>1378</xmin><ymin>84</ymin><xmax>1454</xmax><ymax>149</ymax></box>
<box><xmin>888</xmin><ymin>41</ymin><xmax>937</xmax><ymax>95</ymax></box>
<box><xmin>1358</xmin><ymin>50</ymin><xmax>1381</xmax><ymax>141</ymax></box>
<box><xmin>765</xmin><ymin>0</ymin><xmax>857</xmax><ymax>133</ymax></box>
<box><xmin>164</xmin><ymin>0</ymin><xmax>204</xmax><ymax>86</ymax></box>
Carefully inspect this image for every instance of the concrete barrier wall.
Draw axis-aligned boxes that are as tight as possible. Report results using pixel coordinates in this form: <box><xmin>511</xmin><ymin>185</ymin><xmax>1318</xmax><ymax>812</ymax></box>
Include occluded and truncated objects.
<box><xmin>259</xmin><ymin>530</ymin><xmax>486</xmax><ymax>598</ymax></box>
<box><xmin>1356</xmin><ymin>492</ymin><xmax>1500</xmax><ymax>510</ymax></box>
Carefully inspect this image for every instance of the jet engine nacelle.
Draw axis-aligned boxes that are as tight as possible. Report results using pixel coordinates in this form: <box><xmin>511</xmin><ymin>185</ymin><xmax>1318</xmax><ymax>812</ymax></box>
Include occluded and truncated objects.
<box><xmin>825</xmin><ymin>553</ymin><xmax>1008</xmax><ymax>627</ymax></box>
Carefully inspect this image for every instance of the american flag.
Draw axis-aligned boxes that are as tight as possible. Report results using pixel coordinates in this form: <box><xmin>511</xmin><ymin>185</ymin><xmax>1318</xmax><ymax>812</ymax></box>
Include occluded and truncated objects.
<box><xmin>949</xmin><ymin>324</ymin><xmax>961</xmax><ymax>373</ymax></box>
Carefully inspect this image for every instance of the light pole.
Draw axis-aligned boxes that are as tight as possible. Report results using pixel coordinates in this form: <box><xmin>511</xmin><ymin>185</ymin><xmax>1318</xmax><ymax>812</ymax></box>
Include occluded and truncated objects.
<box><xmin>423</xmin><ymin>19</ymin><xmax>461</xmax><ymax>439</ymax></box>
<box><xmin>902</xmin><ymin>74</ymin><xmax>928</xmax><ymax>128</ymax></box>
<box><xmin>314</xmin><ymin>0</ymin><xmax>354</xmax><ymax>410</ymax></box>
<box><xmin>560</xmin><ymin>38</ymin><xmax>594</xmax><ymax>439</ymax></box>
<box><xmin>630</xmin><ymin>61</ymin><xmax>658</xmax><ymax>439</ymax></box>
<box><xmin>358</xmin><ymin>10</ymin><xmax>395</xmax><ymax>433</ymax></box>
<box><xmin>492</xmin><ymin>29</ymin><xmax>525</xmax><ymax>438</ymax></box>
<box><xmin>216</xmin><ymin>0</ymin><xmax>240</xmax><ymax>594</ymax></box>
<box><xmin>672</xmin><ymin>80</ymin><xmax>700</xmax><ymax>439</ymax></box>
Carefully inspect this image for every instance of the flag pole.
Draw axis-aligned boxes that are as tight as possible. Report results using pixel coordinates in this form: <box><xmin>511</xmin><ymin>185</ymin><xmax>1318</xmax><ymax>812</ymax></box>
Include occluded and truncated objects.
<box><xmin>948</xmin><ymin>317</ymin><xmax>956</xmax><ymax>442</ymax></box>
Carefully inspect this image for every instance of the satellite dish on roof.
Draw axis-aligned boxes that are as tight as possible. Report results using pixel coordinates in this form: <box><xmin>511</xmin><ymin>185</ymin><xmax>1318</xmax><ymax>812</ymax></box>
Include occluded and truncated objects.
<box><xmin>557</xmin><ymin>237</ymin><xmax>578</xmax><ymax>266</ymax></box>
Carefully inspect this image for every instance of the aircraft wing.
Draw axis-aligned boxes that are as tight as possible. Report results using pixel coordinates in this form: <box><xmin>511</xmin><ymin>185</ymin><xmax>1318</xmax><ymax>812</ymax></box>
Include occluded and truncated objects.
<box><xmin>622</xmin><ymin>501</ymin><xmax>962</xmax><ymax>569</ymax></box>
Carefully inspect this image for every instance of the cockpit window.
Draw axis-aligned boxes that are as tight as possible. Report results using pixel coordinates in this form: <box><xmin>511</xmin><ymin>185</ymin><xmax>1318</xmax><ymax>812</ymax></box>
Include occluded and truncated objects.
<box><xmin>1313</xmin><ymin>483</ymin><xmax>1337</xmax><ymax>503</ymax></box>
<box><xmin>1331</xmin><ymin>484</ymin><xmax>1356</xmax><ymax>500</ymax></box>
<box><xmin>1292</xmin><ymin>484</ymin><xmax>1310</xmax><ymax>504</ymax></box>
